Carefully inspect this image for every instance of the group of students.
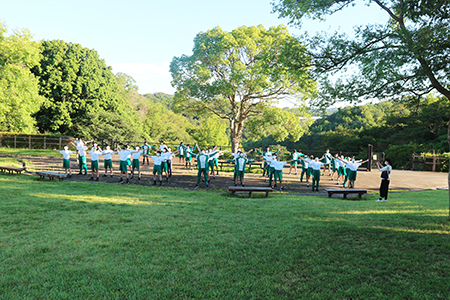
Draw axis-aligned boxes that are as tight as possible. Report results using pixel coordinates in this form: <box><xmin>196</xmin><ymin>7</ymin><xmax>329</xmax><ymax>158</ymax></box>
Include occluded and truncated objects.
<box><xmin>55</xmin><ymin>139</ymin><xmax>391</xmax><ymax>200</ymax></box>
<box><xmin>55</xmin><ymin>139</ymin><xmax>180</xmax><ymax>185</ymax></box>
<box><xmin>225</xmin><ymin>147</ymin><xmax>371</xmax><ymax>192</ymax></box>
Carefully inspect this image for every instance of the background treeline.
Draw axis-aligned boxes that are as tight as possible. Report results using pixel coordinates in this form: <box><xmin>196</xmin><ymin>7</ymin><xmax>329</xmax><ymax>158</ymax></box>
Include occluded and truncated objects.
<box><xmin>0</xmin><ymin>24</ymin><xmax>229</xmax><ymax>147</ymax></box>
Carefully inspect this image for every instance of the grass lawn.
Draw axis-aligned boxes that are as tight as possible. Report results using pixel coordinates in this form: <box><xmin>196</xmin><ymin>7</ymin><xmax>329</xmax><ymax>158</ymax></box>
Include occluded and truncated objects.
<box><xmin>1</xmin><ymin>174</ymin><xmax>450</xmax><ymax>299</ymax></box>
<box><xmin>0</xmin><ymin>147</ymin><xmax>58</xmax><ymax>157</ymax></box>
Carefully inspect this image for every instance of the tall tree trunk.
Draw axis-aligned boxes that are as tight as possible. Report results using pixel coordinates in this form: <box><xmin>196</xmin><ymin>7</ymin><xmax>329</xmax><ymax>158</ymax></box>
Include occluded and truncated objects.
<box><xmin>229</xmin><ymin>119</ymin><xmax>243</xmax><ymax>153</ymax></box>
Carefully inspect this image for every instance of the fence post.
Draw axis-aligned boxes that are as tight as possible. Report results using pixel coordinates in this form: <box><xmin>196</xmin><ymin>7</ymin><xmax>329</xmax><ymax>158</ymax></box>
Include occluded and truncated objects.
<box><xmin>432</xmin><ymin>155</ymin><xmax>436</xmax><ymax>172</ymax></box>
<box><xmin>44</xmin><ymin>137</ymin><xmax>47</xmax><ymax>149</ymax></box>
<box><xmin>367</xmin><ymin>144</ymin><xmax>373</xmax><ymax>172</ymax></box>
<box><xmin>29</xmin><ymin>136</ymin><xmax>31</xmax><ymax>149</ymax></box>
<box><xmin>59</xmin><ymin>137</ymin><xmax>62</xmax><ymax>149</ymax></box>
<box><xmin>0</xmin><ymin>134</ymin><xmax>2</xmax><ymax>147</ymax></box>
<box><xmin>14</xmin><ymin>135</ymin><xmax>17</xmax><ymax>148</ymax></box>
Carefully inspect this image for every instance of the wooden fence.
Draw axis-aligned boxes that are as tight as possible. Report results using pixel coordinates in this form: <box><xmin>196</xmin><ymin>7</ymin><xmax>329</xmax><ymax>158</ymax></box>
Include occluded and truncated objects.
<box><xmin>0</xmin><ymin>134</ymin><xmax>71</xmax><ymax>150</ymax></box>
<box><xmin>410</xmin><ymin>154</ymin><xmax>448</xmax><ymax>172</ymax></box>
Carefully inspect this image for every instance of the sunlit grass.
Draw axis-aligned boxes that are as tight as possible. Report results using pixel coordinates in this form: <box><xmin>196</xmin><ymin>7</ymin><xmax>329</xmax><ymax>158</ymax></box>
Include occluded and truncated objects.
<box><xmin>0</xmin><ymin>147</ymin><xmax>57</xmax><ymax>156</ymax></box>
<box><xmin>1</xmin><ymin>174</ymin><xmax>450</xmax><ymax>299</ymax></box>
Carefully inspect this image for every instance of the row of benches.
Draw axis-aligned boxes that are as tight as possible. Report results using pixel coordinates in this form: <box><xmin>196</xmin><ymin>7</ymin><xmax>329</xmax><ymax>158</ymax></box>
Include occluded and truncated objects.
<box><xmin>228</xmin><ymin>186</ymin><xmax>367</xmax><ymax>198</ymax></box>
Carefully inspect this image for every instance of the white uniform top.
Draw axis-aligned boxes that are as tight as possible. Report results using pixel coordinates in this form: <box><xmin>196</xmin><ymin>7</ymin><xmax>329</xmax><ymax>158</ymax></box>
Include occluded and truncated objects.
<box><xmin>74</xmin><ymin>140</ymin><xmax>82</xmax><ymax>147</ymax></box>
<box><xmin>159</xmin><ymin>144</ymin><xmax>166</xmax><ymax>151</ymax></box>
<box><xmin>236</xmin><ymin>157</ymin><xmax>248</xmax><ymax>171</ymax></box>
<box><xmin>303</xmin><ymin>158</ymin><xmax>311</xmax><ymax>169</ymax></box>
<box><xmin>102</xmin><ymin>150</ymin><xmax>115</xmax><ymax>160</ymax></box>
<box><xmin>380</xmin><ymin>165</ymin><xmax>392</xmax><ymax>180</ymax></box>
<box><xmin>132</xmin><ymin>150</ymin><xmax>143</xmax><ymax>160</ymax></box>
<box><xmin>310</xmin><ymin>161</ymin><xmax>324</xmax><ymax>170</ymax></box>
<box><xmin>346</xmin><ymin>161</ymin><xmax>363</xmax><ymax>172</ymax></box>
<box><xmin>59</xmin><ymin>150</ymin><xmax>74</xmax><ymax>160</ymax></box>
<box><xmin>118</xmin><ymin>150</ymin><xmax>132</xmax><ymax>161</ymax></box>
<box><xmin>151</xmin><ymin>155</ymin><xmax>165</xmax><ymax>166</ymax></box>
<box><xmin>163</xmin><ymin>152</ymin><xmax>174</xmax><ymax>161</ymax></box>
<box><xmin>89</xmin><ymin>149</ymin><xmax>103</xmax><ymax>161</ymax></box>
<box><xmin>76</xmin><ymin>145</ymin><xmax>88</xmax><ymax>157</ymax></box>
<box><xmin>337</xmin><ymin>159</ymin><xmax>346</xmax><ymax>168</ymax></box>
<box><xmin>271</xmin><ymin>161</ymin><xmax>287</xmax><ymax>171</ymax></box>
<box><xmin>232</xmin><ymin>152</ymin><xmax>247</xmax><ymax>158</ymax></box>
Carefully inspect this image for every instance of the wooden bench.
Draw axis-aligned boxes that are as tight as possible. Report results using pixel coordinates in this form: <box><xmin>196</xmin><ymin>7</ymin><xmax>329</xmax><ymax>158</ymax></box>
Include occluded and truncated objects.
<box><xmin>325</xmin><ymin>188</ymin><xmax>367</xmax><ymax>199</ymax></box>
<box><xmin>228</xmin><ymin>186</ymin><xmax>274</xmax><ymax>197</ymax></box>
<box><xmin>36</xmin><ymin>171</ymin><xmax>67</xmax><ymax>181</ymax></box>
<box><xmin>0</xmin><ymin>166</ymin><xmax>25</xmax><ymax>175</ymax></box>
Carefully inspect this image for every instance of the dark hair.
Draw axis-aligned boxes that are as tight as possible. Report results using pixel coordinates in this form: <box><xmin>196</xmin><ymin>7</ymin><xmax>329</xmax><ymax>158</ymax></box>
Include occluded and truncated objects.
<box><xmin>385</xmin><ymin>158</ymin><xmax>392</xmax><ymax>165</ymax></box>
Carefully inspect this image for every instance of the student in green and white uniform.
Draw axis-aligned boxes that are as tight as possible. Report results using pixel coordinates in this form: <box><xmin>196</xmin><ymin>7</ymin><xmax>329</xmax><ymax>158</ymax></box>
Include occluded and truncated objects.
<box><xmin>228</xmin><ymin>149</ymin><xmax>253</xmax><ymax>182</ymax></box>
<box><xmin>164</xmin><ymin>148</ymin><xmax>179</xmax><ymax>178</ymax></box>
<box><xmin>257</xmin><ymin>147</ymin><xmax>280</xmax><ymax>177</ymax></box>
<box><xmin>271</xmin><ymin>157</ymin><xmax>289</xmax><ymax>190</ymax></box>
<box><xmin>330</xmin><ymin>153</ymin><xmax>339</xmax><ymax>181</ymax></box>
<box><xmin>117</xmin><ymin>145</ymin><xmax>135</xmax><ymax>184</ymax></box>
<box><xmin>53</xmin><ymin>146</ymin><xmax>74</xmax><ymax>177</ymax></box>
<box><xmin>131</xmin><ymin>146</ymin><xmax>144</xmax><ymax>180</ymax></box>
<box><xmin>150</xmin><ymin>151</ymin><xmax>166</xmax><ymax>186</ymax></box>
<box><xmin>89</xmin><ymin>144</ymin><xmax>103</xmax><ymax>181</ymax></box>
<box><xmin>321</xmin><ymin>149</ymin><xmax>333</xmax><ymax>176</ymax></box>
<box><xmin>208</xmin><ymin>147</ymin><xmax>224</xmax><ymax>179</ymax></box>
<box><xmin>72</xmin><ymin>141</ymin><xmax>89</xmax><ymax>175</ymax></box>
<box><xmin>125</xmin><ymin>145</ymin><xmax>132</xmax><ymax>172</ymax></box>
<box><xmin>286</xmin><ymin>149</ymin><xmax>301</xmax><ymax>175</ymax></box>
<box><xmin>191</xmin><ymin>145</ymin><xmax>217</xmax><ymax>187</ymax></box>
<box><xmin>233</xmin><ymin>153</ymin><xmax>255</xmax><ymax>186</ymax></box>
<box><xmin>335</xmin><ymin>155</ymin><xmax>346</xmax><ymax>186</ymax></box>
<box><xmin>299</xmin><ymin>153</ymin><xmax>307</xmax><ymax>182</ymax></box>
<box><xmin>161</xmin><ymin>147</ymin><xmax>170</xmax><ymax>181</ymax></box>
<box><xmin>298</xmin><ymin>155</ymin><xmax>314</xmax><ymax>187</ymax></box>
<box><xmin>102</xmin><ymin>145</ymin><xmax>115</xmax><ymax>178</ymax></box>
<box><xmin>183</xmin><ymin>144</ymin><xmax>197</xmax><ymax>170</ymax></box>
<box><xmin>310</xmin><ymin>157</ymin><xmax>325</xmax><ymax>191</ymax></box>
<box><xmin>340</xmin><ymin>157</ymin><xmax>368</xmax><ymax>188</ymax></box>
<box><xmin>140</xmin><ymin>142</ymin><xmax>154</xmax><ymax>165</ymax></box>
<box><xmin>263</xmin><ymin>154</ymin><xmax>277</xmax><ymax>187</ymax></box>
<box><xmin>177</xmin><ymin>142</ymin><xmax>185</xmax><ymax>165</ymax></box>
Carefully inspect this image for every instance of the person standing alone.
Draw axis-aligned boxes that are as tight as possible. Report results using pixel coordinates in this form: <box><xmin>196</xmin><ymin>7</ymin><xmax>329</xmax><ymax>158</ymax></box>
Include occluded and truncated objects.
<box><xmin>376</xmin><ymin>158</ymin><xmax>392</xmax><ymax>202</ymax></box>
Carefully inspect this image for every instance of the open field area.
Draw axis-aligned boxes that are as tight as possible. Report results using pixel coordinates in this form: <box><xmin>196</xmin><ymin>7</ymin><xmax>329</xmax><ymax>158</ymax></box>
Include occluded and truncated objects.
<box><xmin>1</xmin><ymin>172</ymin><xmax>450</xmax><ymax>299</ymax></box>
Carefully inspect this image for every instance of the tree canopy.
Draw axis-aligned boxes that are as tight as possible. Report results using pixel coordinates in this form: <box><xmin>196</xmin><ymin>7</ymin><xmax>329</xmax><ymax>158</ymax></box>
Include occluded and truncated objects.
<box><xmin>0</xmin><ymin>23</ymin><xmax>44</xmax><ymax>133</ymax></box>
<box><xmin>170</xmin><ymin>25</ymin><xmax>316</xmax><ymax>152</ymax></box>
<box><xmin>272</xmin><ymin>0</ymin><xmax>450</xmax><ymax>106</ymax></box>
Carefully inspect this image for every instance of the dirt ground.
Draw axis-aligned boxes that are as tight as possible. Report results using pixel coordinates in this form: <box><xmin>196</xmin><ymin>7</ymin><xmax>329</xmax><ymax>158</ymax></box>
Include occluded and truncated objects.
<box><xmin>2</xmin><ymin>154</ymin><xmax>449</xmax><ymax>196</ymax></box>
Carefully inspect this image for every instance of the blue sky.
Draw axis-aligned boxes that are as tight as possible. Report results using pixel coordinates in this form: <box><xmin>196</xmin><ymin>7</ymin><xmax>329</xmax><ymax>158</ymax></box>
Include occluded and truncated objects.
<box><xmin>2</xmin><ymin>0</ymin><xmax>387</xmax><ymax>95</ymax></box>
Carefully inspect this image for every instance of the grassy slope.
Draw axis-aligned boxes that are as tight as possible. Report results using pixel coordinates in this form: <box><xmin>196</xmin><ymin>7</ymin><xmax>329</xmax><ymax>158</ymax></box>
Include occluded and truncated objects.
<box><xmin>1</xmin><ymin>174</ymin><xmax>449</xmax><ymax>299</ymax></box>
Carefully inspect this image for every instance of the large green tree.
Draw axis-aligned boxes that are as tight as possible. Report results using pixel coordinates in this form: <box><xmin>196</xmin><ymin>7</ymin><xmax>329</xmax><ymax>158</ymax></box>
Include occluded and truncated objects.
<box><xmin>0</xmin><ymin>23</ymin><xmax>44</xmax><ymax>133</ymax></box>
<box><xmin>272</xmin><ymin>0</ymin><xmax>450</xmax><ymax>216</ymax></box>
<box><xmin>170</xmin><ymin>25</ymin><xmax>316</xmax><ymax>152</ymax></box>
<box><xmin>31</xmin><ymin>40</ymin><xmax>130</xmax><ymax>137</ymax></box>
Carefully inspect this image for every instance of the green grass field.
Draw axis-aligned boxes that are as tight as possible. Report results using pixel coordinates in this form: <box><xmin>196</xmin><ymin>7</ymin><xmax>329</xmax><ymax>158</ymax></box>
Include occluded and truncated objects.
<box><xmin>1</xmin><ymin>174</ymin><xmax>450</xmax><ymax>299</ymax></box>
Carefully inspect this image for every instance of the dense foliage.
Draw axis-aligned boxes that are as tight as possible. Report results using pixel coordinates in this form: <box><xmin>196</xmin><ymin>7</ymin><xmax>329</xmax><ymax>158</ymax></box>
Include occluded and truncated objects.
<box><xmin>0</xmin><ymin>24</ymin><xmax>44</xmax><ymax>133</ymax></box>
<box><xmin>170</xmin><ymin>25</ymin><xmax>315</xmax><ymax>152</ymax></box>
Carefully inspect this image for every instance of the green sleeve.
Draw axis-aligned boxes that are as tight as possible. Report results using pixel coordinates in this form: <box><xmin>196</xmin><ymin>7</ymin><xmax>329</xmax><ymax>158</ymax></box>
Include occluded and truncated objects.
<box><xmin>248</xmin><ymin>159</ymin><xmax>255</xmax><ymax>163</ymax></box>
<box><xmin>191</xmin><ymin>153</ymin><xmax>198</xmax><ymax>159</ymax></box>
<box><xmin>256</xmin><ymin>150</ymin><xmax>263</xmax><ymax>155</ymax></box>
<box><xmin>274</xmin><ymin>149</ymin><xmax>280</xmax><ymax>155</ymax></box>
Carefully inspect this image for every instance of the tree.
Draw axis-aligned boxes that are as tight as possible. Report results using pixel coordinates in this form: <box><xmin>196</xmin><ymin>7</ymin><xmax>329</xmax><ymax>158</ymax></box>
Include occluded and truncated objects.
<box><xmin>0</xmin><ymin>23</ymin><xmax>44</xmax><ymax>133</ymax></box>
<box><xmin>189</xmin><ymin>116</ymin><xmax>229</xmax><ymax>147</ymax></box>
<box><xmin>272</xmin><ymin>0</ymin><xmax>450</xmax><ymax>216</ymax></box>
<box><xmin>170</xmin><ymin>25</ymin><xmax>316</xmax><ymax>152</ymax></box>
<box><xmin>31</xmin><ymin>40</ymin><xmax>131</xmax><ymax>137</ymax></box>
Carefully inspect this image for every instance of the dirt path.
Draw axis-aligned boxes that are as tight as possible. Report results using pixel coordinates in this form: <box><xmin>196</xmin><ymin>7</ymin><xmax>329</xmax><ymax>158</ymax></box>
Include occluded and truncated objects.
<box><xmin>2</xmin><ymin>154</ymin><xmax>448</xmax><ymax>196</ymax></box>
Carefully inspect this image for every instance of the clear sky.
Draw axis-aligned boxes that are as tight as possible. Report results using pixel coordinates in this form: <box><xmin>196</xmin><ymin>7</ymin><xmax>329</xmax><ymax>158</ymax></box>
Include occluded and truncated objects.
<box><xmin>2</xmin><ymin>0</ymin><xmax>387</xmax><ymax>95</ymax></box>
